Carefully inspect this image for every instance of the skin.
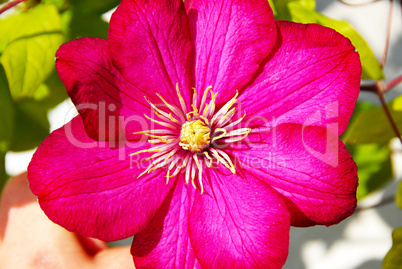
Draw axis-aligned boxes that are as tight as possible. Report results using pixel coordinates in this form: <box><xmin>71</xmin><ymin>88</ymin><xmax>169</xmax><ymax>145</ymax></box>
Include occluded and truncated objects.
<box><xmin>0</xmin><ymin>173</ymin><xmax>134</xmax><ymax>269</ymax></box>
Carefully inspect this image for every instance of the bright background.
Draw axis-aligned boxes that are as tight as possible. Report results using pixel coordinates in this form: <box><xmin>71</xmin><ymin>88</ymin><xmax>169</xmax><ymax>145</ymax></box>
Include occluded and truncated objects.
<box><xmin>4</xmin><ymin>1</ymin><xmax>402</xmax><ymax>268</ymax></box>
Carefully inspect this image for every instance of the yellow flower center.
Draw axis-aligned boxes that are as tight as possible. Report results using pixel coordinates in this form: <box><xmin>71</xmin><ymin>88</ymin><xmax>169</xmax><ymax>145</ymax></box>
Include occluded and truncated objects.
<box><xmin>179</xmin><ymin>120</ymin><xmax>211</xmax><ymax>152</ymax></box>
<box><xmin>131</xmin><ymin>83</ymin><xmax>252</xmax><ymax>194</ymax></box>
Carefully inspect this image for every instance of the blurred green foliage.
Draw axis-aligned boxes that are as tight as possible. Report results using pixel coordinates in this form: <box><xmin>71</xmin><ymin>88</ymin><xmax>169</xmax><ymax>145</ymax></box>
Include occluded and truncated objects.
<box><xmin>343</xmin><ymin>96</ymin><xmax>402</xmax><ymax>145</ymax></box>
<box><xmin>0</xmin><ymin>0</ymin><xmax>401</xmax><ymax>265</ymax></box>
<box><xmin>348</xmin><ymin>143</ymin><xmax>392</xmax><ymax>200</ymax></box>
<box><xmin>0</xmin><ymin>3</ymin><xmax>63</xmax><ymax>100</ymax></box>
<box><xmin>383</xmin><ymin>227</ymin><xmax>402</xmax><ymax>269</ymax></box>
<box><xmin>269</xmin><ymin>0</ymin><xmax>385</xmax><ymax>80</ymax></box>
<box><xmin>0</xmin><ymin>0</ymin><xmax>120</xmax><ymax>190</ymax></box>
<box><xmin>342</xmin><ymin>101</ymin><xmax>393</xmax><ymax>200</ymax></box>
<box><xmin>396</xmin><ymin>182</ymin><xmax>402</xmax><ymax>209</ymax></box>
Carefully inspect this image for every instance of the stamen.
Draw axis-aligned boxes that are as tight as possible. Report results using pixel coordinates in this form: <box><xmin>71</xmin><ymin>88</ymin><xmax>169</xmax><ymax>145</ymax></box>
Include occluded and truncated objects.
<box><xmin>224</xmin><ymin>111</ymin><xmax>247</xmax><ymax>130</ymax></box>
<box><xmin>211</xmin><ymin>128</ymin><xmax>227</xmax><ymax>142</ymax></box>
<box><xmin>199</xmin><ymin>85</ymin><xmax>212</xmax><ymax>112</ymax></box>
<box><xmin>144</xmin><ymin>114</ymin><xmax>177</xmax><ymax>129</ymax></box>
<box><xmin>211</xmin><ymin>91</ymin><xmax>238</xmax><ymax>126</ymax></box>
<box><xmin>206</xmin><ymin>91</ymin><xmax>218</xmax><ymax>118</ymax></box>
<box><xmin>156</xmin><ymin>93</ymin><xmax>185</xmax><ymax>121</ymax></box>
<box><xmin>224</xmin><ymin>128</ymin><xmax>252</xmax><ymax>137</ymax></box>
<box><xmin>193</xmin><ymin>154</ymin><xmax>204</xmax><ymax>194</ymax></box>
<box><xmin>132</xmin><ymin>85</ymin><xmax>251</xmax><ymax>194</ymax></box>
<box><xmin>133</xmin><ymin>129</ymin><xmax>176</xmax><ymax>135</ymax></box>
<box><xmin>216</xmin><ymin>107</ymin><xmax>235</xmax><ymax>127</ymax></box>
<box><xmin>176</xmin><ymin>83</ymin><xmax>188</xmax><ymax>114</ymax></box>
<box><xmin>191</xmin><ymin>159</ymin><xmax>197</xmax><ymax>189</ymax></box>
<box><xmin>144</xmin><ymin>96</ymin><xmax>180</xmax><ymax>124</ymax></box>
<box><xmin>192</xmin><ymin>87</ymin><xmax>197</xmax><ymax>108</ymax></box>
<box><xmin>214</xmin><ymin>149</ymin><xmax>236</xmax><ymax>174</ymax></box>
<box><xmin>129</xmin><ymin>148</ymin><xmax>160</xmax><ymax>156</ymax></box>
<box><xmin>185</xmin><ymin>157</ymin><xmax>193</xmax><ymax>184</ymax></box>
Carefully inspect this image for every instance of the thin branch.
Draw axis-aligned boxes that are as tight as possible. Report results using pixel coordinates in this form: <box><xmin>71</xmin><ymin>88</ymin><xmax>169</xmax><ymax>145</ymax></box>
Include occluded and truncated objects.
<box><xmin>338</xmin><ymin>0</ymin><xmax>381</xmax><ymax>6</ymax></box>
<box><xmin>376</xmin><ymin>81</ymin><xmax>402</xmax><ymax>145</ymax></box>
<box><xmin>360</xmin><ymin>84</ymin><xmax>377</xmax><ymax>92</ymax></box>
<box><xmin>355</xmin><ymin>195</ymin><xmax>395</xmax><ymax>212</ymax></box>
<box><xmin>0</xmin><ymin>0</ymin><xmax>26</xmax><ymax>15</ymax></box>
<box><xmin>386</xmin><ymin>74</ymin><xmax>402</xmax><ymax>91</ymax></box>
<box><xmin>381</xmin><ymin>0</ymin><xmax>394</xmax><ymax>69</ymax></box>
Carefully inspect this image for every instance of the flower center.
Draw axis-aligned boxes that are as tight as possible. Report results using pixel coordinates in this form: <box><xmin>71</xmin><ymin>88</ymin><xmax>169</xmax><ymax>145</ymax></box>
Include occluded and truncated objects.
<box><xmin>130</xmin><ymin>83</ymin><xmax>251</xmax><ymax>194</ymax></box>
<box><xmin>179</xmin><ymin>120</ymin><xmax>211</xmax><ymax>152</ymax></box>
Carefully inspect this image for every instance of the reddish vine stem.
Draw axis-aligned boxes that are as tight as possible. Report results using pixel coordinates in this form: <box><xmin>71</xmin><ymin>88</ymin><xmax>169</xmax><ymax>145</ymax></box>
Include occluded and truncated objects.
<box><xmin>355</xmin><ymin>195</ymin><xmax>395</xmax><ymax>212</ymax></box>
<box><xmin>338</xmin><ymin>0</ymin><xmax>380</xmax><ymax>6</ymax></box>
<box><xmin>361</xmin><ymin>74</ymin><xmax>402</xmax><ymax>92</ymax></box>
<box><xmin>0</xmin><ymin>0</ymin><xmax>26</xmax><ymax>15</ymax></box>
<box><xmin>381</xmin><ymin>0</ymin><xmax>394</xmax><ymax>69</ymax></box>
<box><xmin>386</xmin><ymin>74</ymin><xmax>402</xmax><ymax>90</ymax></box>
<box><xmin>376</xmin><ymin>81</ymin><xmax>402</xmax><ymax>145</ymax></box>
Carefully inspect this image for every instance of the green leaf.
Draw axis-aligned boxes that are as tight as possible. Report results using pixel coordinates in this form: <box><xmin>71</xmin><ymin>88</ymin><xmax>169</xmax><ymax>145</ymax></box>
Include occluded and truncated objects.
<box><xmin>396</xmin><ymin>182</ymin><xmax>402</xmax><ymax>209</ymax></box>
<box><xmin>347</xmin><ymin>144</ymin><xmax>392</xmax><ymax>200</ymax></box>
<box><xmin>0</xmin><ymin>3</ymin><xmax>63</xmax><ymax>100</ymax></box>
<box><xmin>5</xmin><ymin>69</ymin><xmax>66</xmax><ymax>153</ymax></box>
<box><xmin>68</xmin><ymin>8</ymin><xmax>109</xmax><ymax>39</ymax></box>
<box><xmin>41</xmin><ymin>0</ymin><xmax>68</xmax><ymax>10</ymax></box>
<box><xmin>9</xmin><ymin>99</ymin><xmax>50</xmax><ymax>152</ymax></box>
<box><xmin>393</xmin><ymin>95</ymin><xmax>402</xmax><ymax>111</ymax></box>
<box><xmin>70</xmin><ymin>0</ymin><xmax>120</xmax><ymax>15</ymax></box>
<box><xmin>272</xmin><ymin>0</ymin><xmax>385</xmax><ymax>80</ymax></box>
<box><xmin>0</xmin><ymin>64</ymin><xmax>14</xmax><ymax>189</ymax></box>
<box><xmin>343</xmin><ymin>96</ymin><xmax>402</xmax><ymax>145</ymax></box>
<box><xmin>383</xmin><ymin>227</ymin><xmax>402</xmax><ymax>269</ymax></box>
<box><xmin>39</xmin><ymin>68</ymin><xmax>68</xmax><ymax>109</ymax></box>
<box><xmin>0</xmin><ymin>65</ymin><xmax>14</xmax><ymax>154</ymax></box>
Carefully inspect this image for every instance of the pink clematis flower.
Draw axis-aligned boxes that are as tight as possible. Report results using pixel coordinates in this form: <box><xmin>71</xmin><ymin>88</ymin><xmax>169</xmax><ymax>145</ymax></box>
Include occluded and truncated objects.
<box><xmin>28</xmin><ymin>0</ymin><xmax>361</xmax><ymax>268</ymax></box>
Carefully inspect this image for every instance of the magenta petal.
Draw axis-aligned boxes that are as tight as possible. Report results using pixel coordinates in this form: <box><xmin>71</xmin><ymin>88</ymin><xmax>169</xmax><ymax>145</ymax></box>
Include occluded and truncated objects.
<box><xmin>132</xmin><ymin>179</ymin><xmax>200</xmax><ymax>269</ymax></box>
<box><xmin>189</xmin><ymin>170</ymin><xmax>290</xmax><ymax>269</ymax></box>
<box><xmin>56</xmin><ymin>37</ymin><xmax>150</xmax><ymax>141</ymax></box>
<box><xmin>108</xmin><ymin>0</ymin><xmax>193</xmax><ymax>108</ymax></box>
<box><xmin>186</xmin><ymin>0</ymin><xmax>277</xmax><ymax>104</ymax></box>
<box><xmin>229</xmin><ymin>123</ymin><xmax>358</xmax><ymax>227</ymax></box>
<box><xmin>27</xmin><ymin>117</ymin><xmax>173</xmax><ymax>241</ymax></box>
<box><xmin>240</xmin><ymin>21</ymin><xmax>361</xmax><ymax>135</ymax></box>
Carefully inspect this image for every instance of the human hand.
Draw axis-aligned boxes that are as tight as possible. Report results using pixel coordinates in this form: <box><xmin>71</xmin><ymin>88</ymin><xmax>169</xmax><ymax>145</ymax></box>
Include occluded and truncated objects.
<box><xmin>0</xmin><ymin>173</ymin><xmax>134</xmax><ymax>269</ymax></box>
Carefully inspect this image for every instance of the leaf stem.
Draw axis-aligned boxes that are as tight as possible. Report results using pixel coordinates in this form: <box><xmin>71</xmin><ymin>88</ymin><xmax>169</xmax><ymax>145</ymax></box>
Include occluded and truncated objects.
<box><xmin>375</xmin><ymin>81</ymin><xmax>402</xmax><ymax>145</ymax></box>
<box><xmin>381</xmin><ymin>0</ymin><xmax>394</xmax><ymax>69</ymax></box>
<box><xmin>386</xmin><ymin>74</ymin><xmax>402</xmax><ymax>91</ymax></box>
<box><xmin>360</xmin><ymin>84</ymin><xmax>377</xmax><ymax>93</ymax></box>
<box><xmin>0</xmin><ymin>0</ymin><xmax>26</xmax><ymax>15</ymax></box>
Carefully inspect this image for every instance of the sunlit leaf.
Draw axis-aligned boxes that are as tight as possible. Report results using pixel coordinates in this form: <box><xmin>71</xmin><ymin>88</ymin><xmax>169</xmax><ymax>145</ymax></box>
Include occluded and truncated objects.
<box><xmin>392</xmin><ymin>96</ymin><xmax>402</xmax><ymax>111</ymax></box>
<box><xmin>343</xmin><ymin>96</ymin><xmax>402</xmax><ymax>145</ymax></box>
<box><xmin>347</xmin><ymin>144</ymin><xmax>392</xmax><ymax>200</ymax></box>
<box><xmin>0</xmin><ymin>3</ymin><xmax>63</xmax><ymax>100</ymax></box>
<box><xmin>383</xmin><ymin>227</ymin><xmax>402</xmax><ymax>269</ymax></box>
<box><xmin>272</xmin><ymin>0</ymin><xmax>385</xmax><ymax>80</ymax></box>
